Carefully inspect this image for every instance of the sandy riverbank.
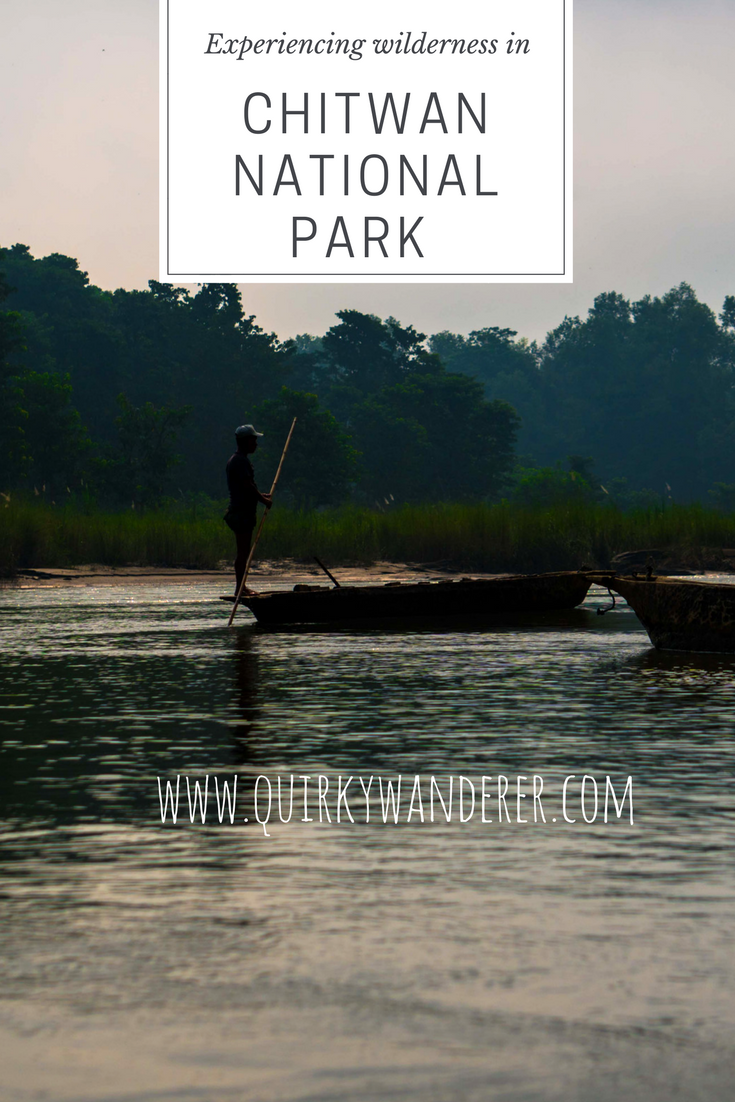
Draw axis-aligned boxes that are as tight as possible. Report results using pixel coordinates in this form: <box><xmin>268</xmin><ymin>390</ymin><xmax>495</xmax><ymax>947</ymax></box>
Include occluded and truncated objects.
<box><xmin>2</xmin><ymin>560</ymin><xmax>490</xmax><ymax>589</ymax></box>
<box><xmin>5</xmin><ymin>555</ymin><xmax>734</xmax><ymax>589</ymax></box>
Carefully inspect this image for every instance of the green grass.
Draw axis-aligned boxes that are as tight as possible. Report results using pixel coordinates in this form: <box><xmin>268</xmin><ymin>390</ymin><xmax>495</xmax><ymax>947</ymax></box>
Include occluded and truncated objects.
<box><xmin>3</xmin><ymin>499</ymin><xmax>735</xmax><ymax>578</ymax></box>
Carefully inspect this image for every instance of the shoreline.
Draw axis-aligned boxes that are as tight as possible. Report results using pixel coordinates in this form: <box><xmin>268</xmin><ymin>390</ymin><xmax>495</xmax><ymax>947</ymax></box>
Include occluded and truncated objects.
<box><xmin>1</xmin><ymin>560</ymin><xmax>487</xmax><ymax>589</ymax></box>
<box><xmin>5</xmin><ymin>558</ymin><xmax>735</xmax><ymax>590</ymax></box>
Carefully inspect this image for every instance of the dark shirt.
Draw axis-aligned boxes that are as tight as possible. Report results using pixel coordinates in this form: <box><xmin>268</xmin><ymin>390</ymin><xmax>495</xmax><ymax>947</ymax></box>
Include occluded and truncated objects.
<box><xmin>226</xmin><ymin>452</ymin><xmax>259</xmax><ymax>518</ymax></box>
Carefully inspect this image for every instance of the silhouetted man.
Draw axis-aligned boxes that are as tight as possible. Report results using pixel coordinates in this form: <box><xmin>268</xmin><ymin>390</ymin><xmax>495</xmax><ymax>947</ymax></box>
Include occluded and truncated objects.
<box><xmin>224</xmin><ymin>424</ymin><xmax>272</xmax><ymax>596</ymax></box>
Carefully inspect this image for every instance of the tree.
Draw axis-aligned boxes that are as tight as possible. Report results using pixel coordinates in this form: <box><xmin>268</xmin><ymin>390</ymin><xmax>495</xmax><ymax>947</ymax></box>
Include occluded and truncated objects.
<box><xmin>112</xmin><ymin>281</ymin><xmax>293</xmax><ymax>493</ymax></box>
<box><xmin>721</xmin><ymin>296</ymin><xmax>735</xmax><ymax>330</ymax></box>
<box><xmin>536</xmin><ymin>284</ymin><xmax>735</xmax><ymax>499</ymax></box>
<box><xmin>6</xmin><ymin>243</ymin><xmax>735</xmax><ymax>509</ymax></box>
<box><xmin>103</xmin><ymin>394</ymin><xmax>192</xmax><ymax>508</ymax></box>
<box><xmin>284</xmin><ymin>310</ymin><xmax>521</xmax><ymax>506</ymax></box>
<box><xmin>430</xmin><ymin>326</ymin><xmax>538</xmax><ymax>389</ymax></box>
<box><xmin>1</xmin><ymin>266</ymin><xmax>94</xmax><ymax>496</ymax></box>
<box><xmin>511</xmin><ymin>456</ymin><xmax>602</xmax><ymax>509</ymax></box>
<box><xmin>15</xmin><ymin>371</ymin><xmax>92</xmax><ymax>497</ymax></box>
<box><xmin>0</xmin><ymin>272</ymin><xmax>26</xmax><ymax>489</ymax></box>
<box><xmin>346</xmin><ymin>394</ymin><xmax>429</xmax><ymax>506</ymax></box>
<box><xmin>0</xmin><ymin>245</ymin><xmax>124</xmax><ymax>435</ymax></box>
<box><xmin>429</xmin><ymin>327</ymin><xmax>543</xmax><ymax>454</ymax></box>
<box><xmin>321</xmin><ymin>309</ymin><xmax>440</xmax><ymax>396</ymax></box>
<box><xmin>350</xmin><ymin>371</ymin><xmax>520</xmax><ymax>504</ymax></box>
<box><xmin>251</xmin><ymin>387</ymin><xmax>359</xmax><ymax>509</ymax></box>
<box><xmin>0</xmin><ymin>247</ymin><xmax>298</xmax><ymax>496</ymax></box>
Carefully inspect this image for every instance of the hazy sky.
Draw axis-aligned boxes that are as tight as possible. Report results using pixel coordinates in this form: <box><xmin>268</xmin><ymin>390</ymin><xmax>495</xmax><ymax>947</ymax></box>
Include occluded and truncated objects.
<box><xmin>1</xmin><ymin>0</ymin><xmax>733</xmax><ymax>342</ymax></box>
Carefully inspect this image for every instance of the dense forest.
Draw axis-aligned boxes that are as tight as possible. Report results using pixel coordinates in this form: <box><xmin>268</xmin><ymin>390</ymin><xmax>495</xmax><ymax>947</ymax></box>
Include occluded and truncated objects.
<box><xmin>2</xmin><ymin>242</ymin><xmax>735</xmax><ymax>512</ymax></box>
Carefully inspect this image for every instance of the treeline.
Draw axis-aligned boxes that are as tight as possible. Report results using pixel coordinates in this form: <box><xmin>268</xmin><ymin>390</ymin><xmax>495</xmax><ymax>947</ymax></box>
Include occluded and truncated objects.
<box><xmin>2</xmin><ymin>242</ymin><xmax>735</xmax><ymax>512</ymax></box>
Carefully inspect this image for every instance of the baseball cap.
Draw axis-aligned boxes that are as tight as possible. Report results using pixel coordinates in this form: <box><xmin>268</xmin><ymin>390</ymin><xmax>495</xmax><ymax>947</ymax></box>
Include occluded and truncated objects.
<box><xmin>235</xmin><ymin>424</ymin><xmax>263</xmax><ymax>438</ymax></box>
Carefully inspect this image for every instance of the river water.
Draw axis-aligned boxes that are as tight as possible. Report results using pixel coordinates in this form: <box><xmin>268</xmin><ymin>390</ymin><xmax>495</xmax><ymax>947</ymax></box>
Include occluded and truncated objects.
<box><xmin>1</xmin><ymin>579</ymin><xmax>734</xmax><ymax>1101</ymax></box>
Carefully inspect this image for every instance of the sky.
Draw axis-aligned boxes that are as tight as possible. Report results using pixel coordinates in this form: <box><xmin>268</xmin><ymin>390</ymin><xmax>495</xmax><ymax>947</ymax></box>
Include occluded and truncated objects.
<box><xmin>1</xmin><ymin>0</ymin><xmax>734</xmax><ymax>343</ymax></box>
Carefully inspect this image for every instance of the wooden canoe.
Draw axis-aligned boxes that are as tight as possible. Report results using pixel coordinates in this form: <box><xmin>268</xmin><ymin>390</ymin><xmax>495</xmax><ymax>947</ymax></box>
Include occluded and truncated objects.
<box><xmin>590</xmin><ymin>574</ymin><xmax>735</xmax><ymax>652</ymax></box>
<box><xmin>239</xmin><ymin>571</ymin><xmax>591</xmax><ymax>627</ymax></box>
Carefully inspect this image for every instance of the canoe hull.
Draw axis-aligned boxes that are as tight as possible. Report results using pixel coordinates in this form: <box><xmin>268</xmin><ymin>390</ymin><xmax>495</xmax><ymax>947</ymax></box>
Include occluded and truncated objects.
<box><xmin>598</xmin><ymin>575</ymin><xmax>735</xmax><ymax>653</ymax></box>
<box><xmin>242</xmin><ymin>572</ymin><xmax>591</xmax><ymax>627</ymax></box>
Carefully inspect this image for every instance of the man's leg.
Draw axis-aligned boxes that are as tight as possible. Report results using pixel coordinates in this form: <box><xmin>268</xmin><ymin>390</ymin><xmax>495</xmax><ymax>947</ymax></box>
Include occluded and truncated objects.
<box><xmin>234</xmin><ymin>527</ymin><xmax>254</xmax><ymax>596</ymax></box>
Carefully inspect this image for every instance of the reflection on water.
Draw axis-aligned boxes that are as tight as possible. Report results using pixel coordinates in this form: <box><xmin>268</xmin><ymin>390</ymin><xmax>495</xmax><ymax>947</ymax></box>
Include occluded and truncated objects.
<box><xmin>230</xmin><ymin>632</ymin><xmax>261</xmax><ymax>764</ymax></box>
<box><xmin>1</xmin><ymin>581</ymin><xmax>735</xmax><ymax>1101</ymax></box>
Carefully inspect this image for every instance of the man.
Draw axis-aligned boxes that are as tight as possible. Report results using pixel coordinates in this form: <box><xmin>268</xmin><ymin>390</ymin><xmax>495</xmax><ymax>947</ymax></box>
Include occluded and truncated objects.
<box><xmin>224</xmin><ymin>424</ymin><xmax>272</xmax><ymax>596</ymax></box>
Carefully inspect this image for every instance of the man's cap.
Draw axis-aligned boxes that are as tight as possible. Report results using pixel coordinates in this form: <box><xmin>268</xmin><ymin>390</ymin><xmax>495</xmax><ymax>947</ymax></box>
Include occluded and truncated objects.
<box><xmin>235</xmin><ymin>424</ymin><xmax>263</xmax><ymax>438</ymax></box>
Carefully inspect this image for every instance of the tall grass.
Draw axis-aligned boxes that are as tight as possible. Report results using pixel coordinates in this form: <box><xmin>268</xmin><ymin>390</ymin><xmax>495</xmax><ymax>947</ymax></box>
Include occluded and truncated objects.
<box><xmin>3</xmin><ymin>499</ymin><xmax>735</xmax><ymax>577</ymax></box>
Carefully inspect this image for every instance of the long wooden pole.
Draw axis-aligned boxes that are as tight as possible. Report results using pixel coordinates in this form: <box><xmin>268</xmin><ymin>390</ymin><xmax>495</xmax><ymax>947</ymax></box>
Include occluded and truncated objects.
<box><xmin>228</xmin><ymin>418</ymin><xmax>297</xmax><ymax>627</ymax></box>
